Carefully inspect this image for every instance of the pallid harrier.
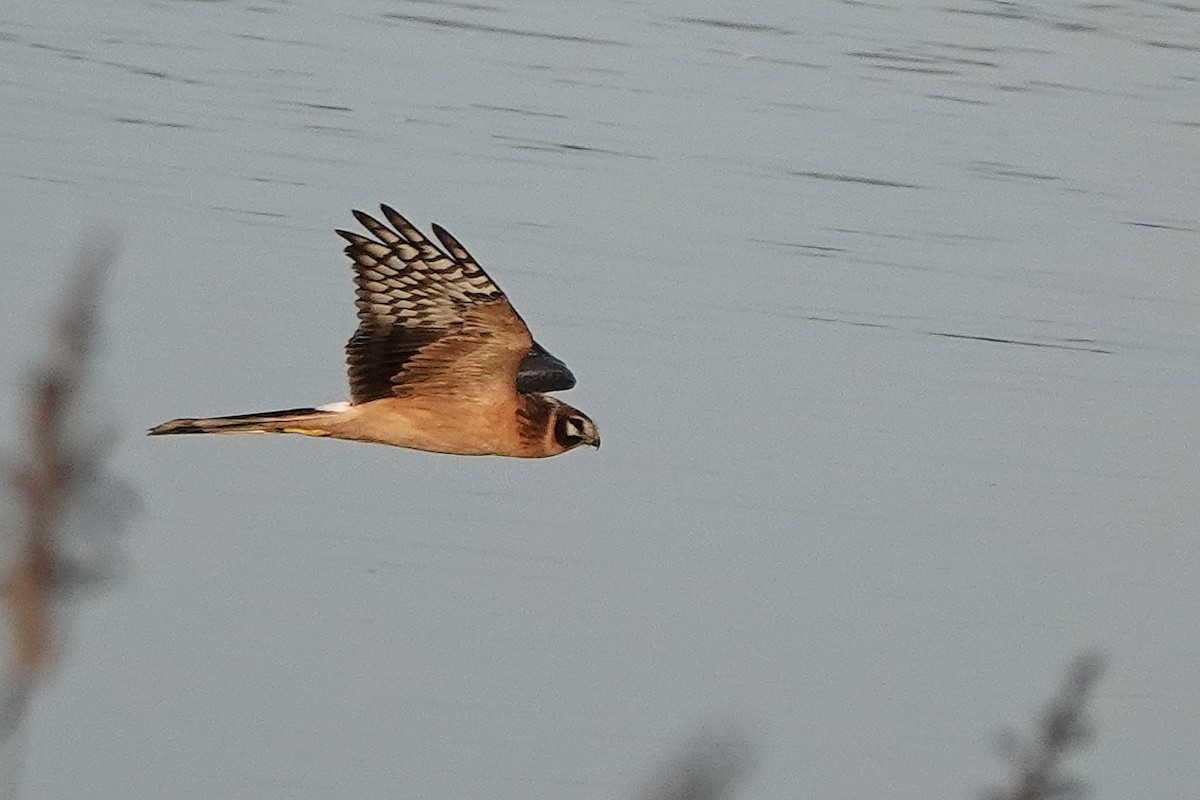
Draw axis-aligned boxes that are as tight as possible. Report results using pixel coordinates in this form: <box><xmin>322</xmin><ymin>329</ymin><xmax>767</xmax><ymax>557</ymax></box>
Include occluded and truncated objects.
<box><xmin>150</xmin><ymin>206</ymin><xmax>599</xmax><ymax>457</ymax></box>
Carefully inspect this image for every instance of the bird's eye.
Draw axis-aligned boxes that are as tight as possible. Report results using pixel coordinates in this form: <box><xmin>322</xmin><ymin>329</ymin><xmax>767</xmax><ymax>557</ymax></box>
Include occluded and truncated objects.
<box><xmin>554</xmin><ymin>414</ymin><xmax>586</xmax><ymax>446</ymax></box>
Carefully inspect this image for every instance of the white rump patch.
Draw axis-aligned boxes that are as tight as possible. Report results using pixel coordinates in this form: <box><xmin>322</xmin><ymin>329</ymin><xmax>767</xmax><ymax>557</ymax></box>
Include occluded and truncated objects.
<box><xmin>316</xmin><ymin>401</ymin><xmax>351</xmax><ymax>412</ymax></box>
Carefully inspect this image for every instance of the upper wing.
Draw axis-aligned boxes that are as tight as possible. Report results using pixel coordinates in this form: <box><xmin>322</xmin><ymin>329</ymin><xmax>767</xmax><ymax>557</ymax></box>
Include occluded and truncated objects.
<box><xmin>337</xmin><ymin>206</ymin><xmax>534</xmax><ymax>403</ymax></box>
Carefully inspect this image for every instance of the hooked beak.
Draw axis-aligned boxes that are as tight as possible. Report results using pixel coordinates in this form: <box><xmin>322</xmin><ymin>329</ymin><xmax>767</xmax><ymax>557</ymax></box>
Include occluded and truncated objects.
<box><xmin>581</xmin><ymin>424</ymin><xmax>600</xmax><ymax>450</ymax></box>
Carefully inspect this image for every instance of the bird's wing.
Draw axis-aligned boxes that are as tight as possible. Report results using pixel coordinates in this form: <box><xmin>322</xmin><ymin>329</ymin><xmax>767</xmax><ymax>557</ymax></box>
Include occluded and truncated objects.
<box><xmin>337</xmin><ymin>205</ymin><xmax>534</xmax><ymax>403</ymax></box>
<box><xmin>518</xmin><ymin>341</ymin><xmax>576</xmax><ymax>394</ymax></box>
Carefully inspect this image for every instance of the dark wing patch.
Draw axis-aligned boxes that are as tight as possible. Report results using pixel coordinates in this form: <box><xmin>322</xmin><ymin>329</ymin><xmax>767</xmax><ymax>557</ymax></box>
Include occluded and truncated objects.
<box><xmin>518</xmin><ymin>340</ymin><xmax>576</xmax><ymax>394</ymax></box>
<box><xmin>338</xmin><ymin>206</ymin><xmax>519</xmax><ymax>403</ymax></box>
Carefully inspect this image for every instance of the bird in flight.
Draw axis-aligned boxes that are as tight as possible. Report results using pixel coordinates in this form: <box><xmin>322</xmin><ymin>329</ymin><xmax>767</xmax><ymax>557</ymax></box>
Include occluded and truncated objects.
<box><xmin>150</xmin><ymin>205</ymin><xmax>598</xmax><ymax>457</ymax></box>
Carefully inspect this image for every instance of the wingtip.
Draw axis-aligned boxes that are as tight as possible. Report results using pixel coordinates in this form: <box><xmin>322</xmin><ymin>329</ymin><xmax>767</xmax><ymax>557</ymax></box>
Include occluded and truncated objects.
<box><xmin>379</xmin><ymin>205</ymin><xmax>418</xmax><ymax>234</ymax></box>
<box><xmin>429</xmin><ymin>221</ymin><xmax>456</xmax><ymax>244</ymax></box>
<box><xmin>429</xmin><ymin>221</ymin><xmax>453</xmax><ymax>246</ymax></box>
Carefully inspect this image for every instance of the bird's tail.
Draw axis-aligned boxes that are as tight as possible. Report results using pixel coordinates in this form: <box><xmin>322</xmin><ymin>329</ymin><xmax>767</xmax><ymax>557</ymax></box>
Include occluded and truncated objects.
<box><xmin>148</xmin><ymin>407</ymin><xmax>338</xmax><ymax>437</ymax></box>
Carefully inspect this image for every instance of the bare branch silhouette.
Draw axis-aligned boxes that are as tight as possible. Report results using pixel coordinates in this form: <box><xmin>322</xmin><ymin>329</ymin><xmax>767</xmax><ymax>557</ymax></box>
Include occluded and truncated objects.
<box><xmin>2</xmin><ymin>232</ymin><xmax>127</xmax><ymax>737</ymax></box>
<box><xmin>640</xmin><ymin>728</ymin><xmax>754</xmax><ymax>800</ymax></box>
<box><xmin>985</xmin><ymin>654</ymin><xmax>1106</xmax><ymax>800</ymax></box>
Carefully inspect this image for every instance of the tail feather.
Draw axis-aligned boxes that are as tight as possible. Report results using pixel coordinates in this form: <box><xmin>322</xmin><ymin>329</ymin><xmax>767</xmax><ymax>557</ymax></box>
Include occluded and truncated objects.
<box><xmin>148</xmin><ymin>407</ymin><xmax>334</xmax><ymax>436</ymax></box>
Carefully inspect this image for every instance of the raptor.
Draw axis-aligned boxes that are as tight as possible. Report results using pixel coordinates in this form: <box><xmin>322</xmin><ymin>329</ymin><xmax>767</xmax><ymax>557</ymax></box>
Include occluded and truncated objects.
<box><xmin>150</xmin><ymin>206</ymin><xmax>598</xmax><ymax>457</ymax></box>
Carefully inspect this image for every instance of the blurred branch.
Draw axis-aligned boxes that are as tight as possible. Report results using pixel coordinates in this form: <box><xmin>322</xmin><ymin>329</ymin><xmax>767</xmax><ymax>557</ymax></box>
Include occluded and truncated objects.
<box><xmin>641</xmin><ymin>728</ymin><xmax>754</xmax><ymax>800</ymax></box>
<box><xmin>985</xmin><ymin>654</ymin><xmax>1106</xmax><ymax>800</ymax></box>
<box><xmin>2</xmin><ymin>232</ymin><xmax>124</xmax><ymax>737</ymax></box>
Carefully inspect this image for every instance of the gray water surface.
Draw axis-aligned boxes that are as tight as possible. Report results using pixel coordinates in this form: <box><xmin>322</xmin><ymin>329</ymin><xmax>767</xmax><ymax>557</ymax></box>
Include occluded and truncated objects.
<box><xmin>1</xmin><ymin>1</ymin><xmax>1198</xmax><ymax>798</ymax></box>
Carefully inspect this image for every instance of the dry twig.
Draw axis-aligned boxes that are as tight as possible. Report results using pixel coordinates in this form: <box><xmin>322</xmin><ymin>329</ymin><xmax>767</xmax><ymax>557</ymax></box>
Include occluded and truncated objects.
<box><xmin>641</xmin><ymin>728</ymin><xmax>754</xmax><ymax>800</ymax></box>
<box><xmin>2</xmin><ymin>233</ymin><xmax>125</xmax><ymax>736</ymax></box>
<box><xmin>985</xmin><ymin>654</ymin><xmax>1106</xmax><ymax>800</ymax></box>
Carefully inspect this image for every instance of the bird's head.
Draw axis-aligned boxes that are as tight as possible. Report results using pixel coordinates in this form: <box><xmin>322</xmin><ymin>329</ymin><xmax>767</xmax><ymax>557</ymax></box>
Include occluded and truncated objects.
<box><xmin>551</xmin><ymin>402</ymin><xmax>600</xmax><ymax>452</ymax></box>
